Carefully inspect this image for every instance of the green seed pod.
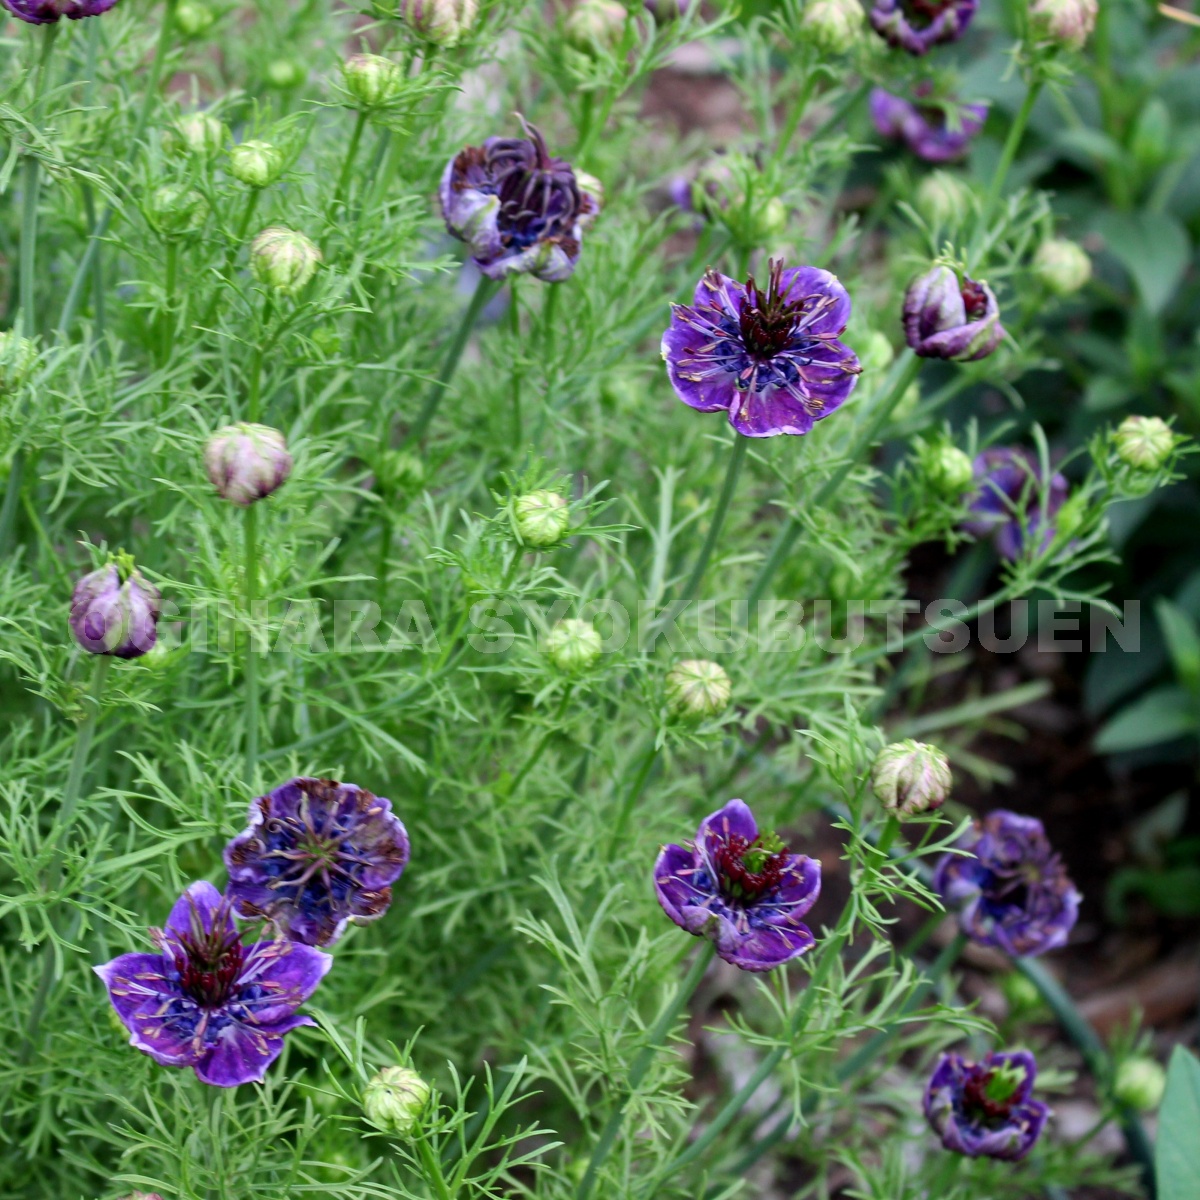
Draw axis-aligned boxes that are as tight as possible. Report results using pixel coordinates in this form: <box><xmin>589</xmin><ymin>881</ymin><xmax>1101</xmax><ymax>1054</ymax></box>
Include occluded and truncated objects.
<box><xmin>665</xmin><ymin>659</ymin><xmax>732</xmax><ymax>722</ymax></box>
<box><xmin>514</xmin><ymin>491</ymin><xmax>570</xmax><ymax>547</ymax></box>
<box><xmin>1032</xmin><ymin>238</ymin><xmax>1091</xmax><ymax>296</ymax></box>
<box><xmin>228</xmin><ymin>139</ymin><xmax>285</xmax><ymax>188</ymax></box>
<box><xmin>363</xmin><ymin>1066</ymin><xmax>431</xmax><ymax>1137</ymax></box>
<box><xmin>174</xmin><ymin>0</ymin><xmax>216</xmax><ymax>38</ymax></box>
<box><xmin>399</xmin><ymin>0</ymin><xmax>480</xmax><ymax>47</ymax></box>
<box><xmin>545</xmin><ymin>618</ymin><xmax>602</xmax><ymax>674</ymax></box>
<box><xmin>800</xmin><ymin>0</ymin><xmax>863</xmax><ymax>54</ymax></box>
<box><xmin>146</xmin><ymin>183</ymin><xmax>208</xmax><ymax>239</ymax></box>
<box><xmin>343</xmin><ymin>53</ymin><xmax>405</xmax><ymax>109</ymax></box>
<box><xmin>250</xmin><ymin>227</ymin><xmax>322</xmax><ymax>295</ymax></box>
<box><xmin>870</xmin><ymin>739</ymin><xmax>951</xmax><ymax>818</ymax></box>
<box><xmin>1113</xmin><ymin>1057</ymin><xmax>1166</xmax><ymax>1112</ymax></box>
<box><xmin>166</xmin><ymin>112</ymin><xmax>227</xmax><ymax>160</ymax></box>
<box><xmin>1114</xmin><ymin>415</ymin><xmax>1175</xmax><ymax>471</ymax></box>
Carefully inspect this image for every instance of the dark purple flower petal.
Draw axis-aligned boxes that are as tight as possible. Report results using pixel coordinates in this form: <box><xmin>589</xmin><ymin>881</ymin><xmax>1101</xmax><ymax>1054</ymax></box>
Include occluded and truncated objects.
<box><xmin>224</xmin><ymin>777</ymin><xmax>410</xmax><ymax>946</ymax></box>
<box><xmin>903</xmin><ymin>265</ymin><xmax>1002</xmax><ymax>361</ymax></box>
<box><xmin>2</xmin><ymin>0</ymin><xmax>118</xmax><ymax>23</ymax></box>
<box><xmin>868</xmin><ymin>0</ymin><xmax>977</xmax><ymax>54</ymax></box>
<box><xmin>871</xmin><ymin>88</ymin><xmax>987</xmax><ymax>163</ymax></box>
<box><xmin>654</xmin><ymin>798</ymin><xmax>821</xmax><ymax>972</ymax></box>
<box><xmin>964</xmin><ymin>448</ymin><xmax>1070</xmax><ymax>560</ymax></box>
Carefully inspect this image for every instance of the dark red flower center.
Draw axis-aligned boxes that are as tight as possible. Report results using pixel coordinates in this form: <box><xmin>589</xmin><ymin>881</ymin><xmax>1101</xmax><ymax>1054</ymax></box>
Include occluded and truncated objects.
<box><xmin>961</xmin><ymin>1064</ymin><xmax>1024</xmax><ymax>1123</ymax></box>
<box><xmin>961</xmin><ymin>278</ymin><xmax>989</xmax><ymax>319</ymax></box>
<box><xmin>714</xmin><ymin>831</ymin><xmax>788</xmax><ymax>901</ymax></box>
<box><xmin>172</xmin><ymin>907</ymin><xmax>245</xmax><ymax>1008</ymax></box>
<box><xmin>902</xmin><ymin>0</ymin><xmax>957</xmax><ymax>28</ymax></box>
<box><xmin>739</xmin><ymin>259</ymin><xmax>811</xmax><ymax>360</ymax></box>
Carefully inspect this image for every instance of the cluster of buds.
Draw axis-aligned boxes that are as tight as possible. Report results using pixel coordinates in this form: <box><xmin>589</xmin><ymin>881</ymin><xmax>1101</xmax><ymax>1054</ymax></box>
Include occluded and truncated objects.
<box><xmin>70</xmin><ymin>553</ymin><xmax>162</xmax><ymax>660</ymax></box>
<box><xmin>251</xmin><ymin>227</ymin><xmax>322</xmax><ymax>295</ymax></box>
<box><xmin>399</xmin><ymin>0</ymin><xmax>478</xmax><ymax>46</ymax></box>
<box><xmin>1114</xmin><ymin>415</ymin><xmax>1175</xmax><ymax>472</ymax></box>
<box><xmin>342</xmin><ymin>53</ymin><xmax>405</xmax><ymax>110</ymax></box>
<box><xmin>229</xmin><ymin>139</ymin><xmax>285</xmax><ymax>189</ymax></box>
<box><xmin>514</xmin><ymin>490</ymin><xmax>570</xmax><ymax>547</ymax></box>
<box><xmin>205</xmin><ymin>423</ymin><xmax>293</xmax><ymax>506</ymax></box>
<box><xmin>545</xmin><ymin>618</ymin><xmax>602</xmax><ymax>673</ymax></box>
<box><xmin>1033</xmin><ymin>238</ymin><xmax>1091</xmax><ymax>296</ymax></box>
<box><xmin>363</xmin><ymin>1066</ymin><xmax>431</xmax><ymax>1136</ymax></box>
<box><xmin>166</xmin><ymin>112</ymin><xmax>227</xmax><ymax>160</ymax></box>
<box><xmin>871</xmin><ymin>739</ymin><xmax>952</xmax><ymax>817</ymax></box>
<box><xmin>665</xmin><ymin>659</ymin><xmax>731</xmax><ymax>722</ymax></box>
<box><xmin>1028</xmin><ymin>0</ymin><xmax>1097</xmax><ymax>49</ymax></box>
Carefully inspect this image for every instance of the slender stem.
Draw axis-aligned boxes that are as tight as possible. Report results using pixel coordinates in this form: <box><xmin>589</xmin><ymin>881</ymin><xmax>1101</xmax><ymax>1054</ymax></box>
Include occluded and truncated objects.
<box><xmin>416</xmin><ymin>1132</ymin><xmax>453</xmax><ymax>1200</ymax></box>
<box><xmin>979</xmin><ymin>80</ymin><xmax>1043</xmax><ymax>232</ymax></box>
<box><xmin>505</xmin><ymin>685</ymin><xmax>574</xmax><ymax>797</ymax></box>
<box><xmin>746</xmin><ymin>350</ymin><xmax>921</xmax><ymax>612</ymax></box>
<box><xmin>609</xmin><ymin>740</ymin><xmax>659</xmax><ymax>851</ymax></box>
<box><xmin>334</xmin><ymin>110</ymin><xmax>368</xmax><ymax>210</ymax></box>
<box><xmin>653</xmin><ymin>435</ymin><xmax>748</xmax><ymax>635</ymax></box>
<box><xmin>509</xmin><ymin>279</ymin><xmax>523</xmax><ymax>445</ymax></box>
<box><xmin>244</xmin><ymin>504</ymin><xmax>260</xmax><ymax>785</ymax></box>
<box><xmin>576</xmin><ymin>943</ymin><xmax>715</xmax><ymax>1200</ymax></box>
<box><xmin>161</xmin><ymin>240</ymin><xmax>178</xmax><ymax>367</ymax></box>
<box><xmin>400</xmin><ymin>274</ymin><xmax>501</xmax><ymax>447</ymax></box>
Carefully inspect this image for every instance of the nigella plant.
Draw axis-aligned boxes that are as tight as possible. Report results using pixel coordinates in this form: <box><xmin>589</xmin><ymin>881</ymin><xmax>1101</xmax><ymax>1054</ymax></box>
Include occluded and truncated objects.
<box><xmin>870</xmin><ymin>88</ymin><xmax>987</xmax><ymax>163</ymax></box>
<box><xmin>903</xmin><ymin>263</ymin><xmax>1002</xmax><ymax>360</ymax></box>
<box><xmin>868</xmin><ymin>0</ymin><xmax>977</xmax><ymax>54</ymax></box>
<box><xmin>2</xmin><ymin>0</ymin><xmax>118</xmax><ymax>21</ymax></box>
<box><xmin>654</xmin><ymin>799</ymin><xmax>821</xmax><ymax>971</ymax></box>
<box><xmin>924</xmin><ymin>1050</ymin><xmax>1050</xmax><ymax>1161</ymax></box>
<box><xmin>964</xmin><ymin>448</ymin><xmax>1070</xmax><ymax>560</ymax></box>
<box><xmin>935</xmin><ymin>809</ymin><xmax>1081</xmax><ymax>956</ymax></box>
<box><xmin>439</xmin><ymin>122</ymin><xmax>600</xmax><ymax>282</ymax></box>
<box><xmin>94</xmin><ymin>882</ymin><xmax>331</xmax><ymax>1088</ymax></box>
<box><xmin>661</xmin><ymin>260</ymin><xmax>861</xmax><ymax>438</ymax></box>
<box><xmin>70</xmin><ymin>555</ymin><xmax>162</xmax><ymax>659</ymax></box>
<box><xmin>224</xmin><ymin>777</ymin><xmax>410</xmax><ymax>947</ymax></box>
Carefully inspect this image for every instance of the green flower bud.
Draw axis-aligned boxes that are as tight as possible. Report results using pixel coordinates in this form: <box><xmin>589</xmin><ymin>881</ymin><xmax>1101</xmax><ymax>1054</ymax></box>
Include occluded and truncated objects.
<box><xmin>377</xmin><ymin>449</ymin><xmax>427</xmax><ymax>497</ymax></box>
<box><xmin>363</xmin><ymin>1066</ymin><xmax>431</xmax><ymax>1137</ymax></box>
<box><xmin>858</xmin><ymin>330</ymin><xmax>895</xmax><ymax>376</ymax></box>
<box><xmin>174</xmin><ymin>1</ymin><xmax>216</xmax><ymax>38</ymax></box>
<box><xmin>1113</xmin><ymin>1057</ymin><xmax>1166</xmax><ymax>1112</ymax></box>
<box><xmin>565</xmin><ymin>0</ymin><xmax>627</xmax><ymax>53</ymax></box>
<box><xmin>118</xmin><ymin>1193</ymin><xmax>166</xmax><ymax>1200</ymax></box>
<box><xmin>146</xmin><ymin>184</ymin><xmax>208</xmax><ymax>239</ymax></box>
<box><xmin>665</xmin><ymin>659</ymin><xmax>732</xmax><ymax>722</ymax></box>
<box><xmin>167</xmin><ymin>112</ymin><xmax>226</xmax><ymax>160</ymax></box>
<box><xmin>1114</xmin><ymin>415</ymin><xmax>1175</xmax><ymax>471</ymax></box>
<box><xmin>228</xmin><ymin>139</ymin><xmax>285</xmax><ymax>188</ymax></box>
<box><xmin>1028</xmin><ymin>0</ymin><xmax>1097</xmax><ymax>49</ymax></box>
<box><xmin>1033</xmin><ymin>238</ymin><xmax>1091</xmax><ymax>296</ymax></box>
<box><xmin>800</xmin><ymin>0</ymin><xmax>863</xmax><ymax>54</ymax></box>
<box><xmin>514</xmin><ymin>490</ymin><xmax>570</xmax><ymax>547</ymax></box>
<box><xmin>870</xmin><ymin>739</ymin><xmax>951</xmax><ymax>818</ymax></box>
<box><xmin>915</xmin><ymin>170</ymin><xmax>972</xmax><ymax>227</ymax></box>
<box><xmin>545</xmin><ymin>618</ymin><xmax>602</xmax><ymax>674</ymax></box>
<box><xmin>399</xmin><ymin>0</ymin><xmax>480</xmax><ymax>46</ymax></box>
<box><xmin>343</xmin><ymin>53</ymin><xmax>405</xmax><ymax>109</ymax></box>
<box><xmin>264</xmin><ymin>59</ymin><xmax>308</xmax><ymax>90</ymax></box>
<box><xmin>0</xmin><ymin>330</ymin><xmax>37</xmax><ymax>395</ymax></box>
<box><xmin>919</xmin><ymin>441</ymin><xmax>974</xmax><ymax>497</ymax></box>
<box><xmin>250</xmin><ymin>226</ymin><xmax>322</xmax><ymax>295</ymax></box>
<box><xmin>999</xmin><ymin>970</ymin><xmax>1042</xmax><ymax>1015</ymax></box>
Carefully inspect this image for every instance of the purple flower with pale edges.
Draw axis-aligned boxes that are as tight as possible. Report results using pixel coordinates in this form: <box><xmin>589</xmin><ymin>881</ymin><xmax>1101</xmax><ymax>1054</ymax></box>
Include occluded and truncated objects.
<box><xmin>964</xmin><ymin>448</ymin><xmax>1070</xmax><ymax>560</ymax></box>
<box><xmin>924</xmin><ymin>1050</ymin><xmax>1050</xmax><ymax>1161</ymax></box>
<box><xmin>661</xmin><ymin>259</ymin><xmax>861</xmax><ymax>438</ymax></box>
<box><xmin>2</xmin><ymin>0</ymin><xmax>117</xmax><ymax>21</ymax></box>
<box><xmin>654</xmin><ymin>799</ymin><xmax>821</xmax><ymax>972</ymax></box>
<box><xmin>439</xmin><ymin>122</ymin><xmax>599</xmax><ymax>283</ymax></box>
<box><xmin>868</xmin><ymin>0</ymin><xmax>977</xmax><ymax>54</ymax></box>
<box><xmin>224</xmin><ymin>777</ymin><xmax>410</xmax><ymax>947</ymax></box>
<box><xmin>870</xmin><ymin>88</ymin><xmax>987</xmax><ymax>163</ymax></box>
<box><xmin>69</xmin><ymin>557</ymin><xmax>162</xmax><ymax>659</ymax></box>
<box><xmin>94</xmin><ymin>881</ymin><xmax>331</xmax><ymax>1088</ymax></box>
<box><xmin>903</xmin><ymin>264</ymin><xmax>1002</xmax><ymax>361</ymax></box>
<box><xmin>934</xmin><ymin>809</ymin><xmax>1080</xmax><ymax>957</ymax></box>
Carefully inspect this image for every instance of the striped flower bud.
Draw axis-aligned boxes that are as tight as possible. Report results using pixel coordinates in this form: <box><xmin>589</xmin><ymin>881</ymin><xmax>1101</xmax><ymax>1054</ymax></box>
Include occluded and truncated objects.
<box><xmin>343</xmin><ymin>54</ymin><xmax>404</xmax><ymax>109</ymax></box>
<box><xmin>1114</xmin><ymin>416</ymin><xmax>1175</xmax><ymax>471</ymax></box>
<box><xmin>363</xmin><ymin>1066</ymin><xmax>431</xmax><ymax>1137</ymax></box>
<box><xmin>514</xmin><ymin>491</ymin><xmax>569</xmax><ymax>547</ymax></box>
<box><xmin>665</xmin><ymin>659</ymin><xmax>732</xmax><ymax>722</ymax></box>
<box><xmin>250</xmin><ymin>227</ymin><xmax>322</xmax><ymax>295</ymax></box>
<box><xmin>204</xmin><ymin>423</ymin><xmax>293</xmax><ymax>506</ymax></box>
<box><xmin>399</xmin><ymin>0</ymin><xmax>479</xmax><ymax>46</ymax></box>
<box><xmin>871</xmin><ymin>739</ymin><xmax>951</xmax><ymax>817</ymax></box>
<box><xmin>545</xmin><ymin>619</ymin><xmax>602</xmax><ymax>673</ymax></box>
<box><xmin>228</xmin><ymin>139</ymin><xmax>284</xmax><ymax>188</ymax></box>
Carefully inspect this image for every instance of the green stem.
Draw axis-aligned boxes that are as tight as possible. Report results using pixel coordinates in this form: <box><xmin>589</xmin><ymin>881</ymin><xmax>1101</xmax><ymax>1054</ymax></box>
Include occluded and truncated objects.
<box><xmin>244</xmin><ymin>504</ymin><xmax>260</xmax><ymax>785</ymax></box>
<box><xmin>747</xmin><ymin>350</ymin><xmax>921</xmax><ymax>612</ymax></box>
<box><xmin>608</xmin><ymin>740</ymin><xmax>660</xmax><ymax>851</ymax></box>
<box><xmin>161</xmin><ymin>240</ymin><xmax>178</xmax><ymax>367</ymax></box>
<box><xmin>505</xmin><ymin>685</ymin><xmax>574</xmax><ymax>797</ymax></box>
<box><xmin>400</xmin><ymin>274</ymin><xmax>501</xmax><ymax>447</ymax></box>
<box><xmin>334</xmin><ymin>110</ymin><xmax>368</xmax><ymax>210</ymax></box>
<box><xmin>980</xmin><ymin>80</ymin><xmax>1043</xmax><ymax>232</ymax></box>
<box><xmin>576</xmin><ymin>943</ymin><xmax>715</xmax><ymax>1200</ymax></box>
<box><xmin>653</xmin><ymin>435</ymin><xmax>749</xmax><ymax>635</ymax></box>
<box><xmin>416</xmin><ymin>1131</ymin><xmax>453</xmax><ymax>1200</ymax></box>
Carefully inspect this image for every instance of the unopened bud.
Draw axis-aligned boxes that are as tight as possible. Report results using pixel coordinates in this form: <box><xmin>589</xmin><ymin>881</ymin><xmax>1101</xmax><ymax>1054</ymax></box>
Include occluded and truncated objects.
<box><xmin>167</xmin><ymin>112</ymin><xmax>226</xmax><ymax>160</ymax></box>
<box><xmin>399</xmin><ymin>0</ymin><xmax>480</xmax><ymax>46</ymax></box>
<box><xmin>264</xmin><ymin>59</ymin><xmax>308</xmax><ymax>90</ymax></box>
<box><xmin>363</xmin><ymin>1066</ymin><xmax>431</xmax><ymax>1137</ymax></box>
<box><xmin>1033</xmin><ymin>238</ymin><xmax>1091</xmax><ymax>296</ymax></box>
<box><xmin>377</xmin><ymin>449</ymin><xmax>427</xmax><ymax>497</ymax></box>
<box><xmin>920</xmin><ymin>441</ymin><xmax>975</xmax><ymax>497</ymax></box>
<box><xmin>1028</xmin><ymin>0</ymin><xmax>1097</xmax><ymax>48</ymax></box>
<box><xmin>251</xmin><ymin>226</ymin><xmax>322</xmax><ymax>294</ymax></box>
<box><xmin>1113</xmin><ymin>1057</ymin><xmax>1166</xmax><ymax>1112</ymax></box>
<box><xmin>1000</xmin><ymin>970</ymin><xmax>1043</xmax><ymax>1015</ymax></box>
<box><xmin>545</xmin><ymin>618</ymin><xmax>602</xmax><ymax>673</ymax></box>
<box><xmin>801</xmin><ymin>0</ymin><xmax>863</xmax><ymax>54</ymax></box>
<box><xmin>174</xmin><ymin>1</ymin><xmax>216</xmax><ymax>38</ymax></box>
<box><xmin>915</xmin><ymin>170</ymin><xmax>972</xmax><ymax>227</ymax></box>
<box><xmin>871</xmin><ymin>739</ymin><xmax>951</xmax><ymax>817</ymax></box>
<box><xmin>343</xmin><ymin>54</ymin><xmax>405</xmax><ymax>109</ymax></box>
<box><xmin>228</xmin><ymin>139</ymin><xmax>285</xmax><ymax>188</ymax></box>
<box><xmin>204</xmin><ymin>423</ymin><xmax>293</xmax><ymax>506</ymax></box>
<box><xmin>1114</xmin><ymin>415</ymin><xmax>1175</xmax><ymax>471</ymax></box>
<box><xmin>0</xmin><ymin>330</ymin><xmax>37</xmax><ymax>395</ymax></box>
<box><xmin>70</xmin><ymin>555</ymin><xmax>162</xmax><ymax>660</ymax></box>
<box><xmin>565</xmin><ymin>0</ymin><xmax>627</xmax><ymax>53</ymax></box>
<box><xmin>665</xmin><ymin>659</ymin><xmax>732</xmax><ymax>722</ymax></box>
<box><xmin>146</xmin><ymin>184</ymin><xmax>208</xmax><ymax>239</ymax></box>
<box><xmin>514</xmin><ymin>491</ymin><xmax>570</xmax><ymax>547</ymax></box>
<box><xmin>118</xmin><ymin>1193</ymin><xmax>166</xmax><ymax>1200</ymax></box>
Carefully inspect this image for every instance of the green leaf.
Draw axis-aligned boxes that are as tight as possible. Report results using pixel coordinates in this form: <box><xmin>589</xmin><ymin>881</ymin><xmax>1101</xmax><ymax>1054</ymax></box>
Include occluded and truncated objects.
<box><xmin>1158</xmin><ymin>1046</ymin><xmax>1200</xmax><ymax>1200</ymax></box>
<box><xmin>1094</xmin><ymin>685</ymin><xmax>1198</xmax><ymax>753</ymax></box>
<box><xmin>1096</xmin><ymin>210</ymin><xmax>1192</xmax><ymax>315</ymax></box>
<box><xmin>1156</xmin><ymin>598</ymin><xmax>1200</xmax><ymax>693</ymax></box>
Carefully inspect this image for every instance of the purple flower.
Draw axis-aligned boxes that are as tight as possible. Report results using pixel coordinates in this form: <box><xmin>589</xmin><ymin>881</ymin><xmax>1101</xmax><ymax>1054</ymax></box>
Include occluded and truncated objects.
<box><xmin>224</xmin><ymin>777</ymin><xmax>410</xmax><ymax>947</ymax></box>
<box><xmin>924</xmin><ymin>1050</ymin><xmax>1050</xmax><ymax>1160</ymax></box>
<box><xmin>654</xmin><ymin>799</ymin><xmax>821</xmax><ymax>972</ymax></box>
<box><xmin>935</xmin><ymin>809</ymin><xmax>1081</xmax><ymax>956</ymax></box>
<box><xmin>965</xmin><ymin>448</ymin><xmax>1070</xmax><ymax>560</ymax></box>
<box><xmin>2</xmin><ymin>0</ymin><xmax>117</xmax><ymax>21</ymax></box>
<box><xmin>870</xmin><ymin>88</ymin><xmax>987</xmax><ymax>163</ymax></box>
<box><xmin>94</xmin><ymin>881</ymin><xmax>331</xmax><ymax>1088</ymax></box>
<box><xmin>439</xmin><ymin>123</ymin><xmax>599</xmax><ymax>283</ymax></box>
<box><xmin>868</xmin><ymin>0</ymin><xmax>976</xmax><ymax>54</ymax></box>
<box><xmin>69</xmin><ymin>557</ymin><xmax>161</xmax><ymax>659</ymax></box>
<box><xmin>661</xmin><ymin>260</ymin><xmax>861</xmax><ymax>438</ymax></box>
<box><xmin>903</xmin><ymin>264</ymin><xmax>1002</xmax><ymax>360</ymax></box>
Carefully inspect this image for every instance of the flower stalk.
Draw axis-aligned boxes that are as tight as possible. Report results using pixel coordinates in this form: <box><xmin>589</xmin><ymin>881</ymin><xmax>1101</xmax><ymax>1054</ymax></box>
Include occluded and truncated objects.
<box><xmin>243</xmin><ymin>502</ymin><xmax>260</xmax><ymax>784</ymax></box>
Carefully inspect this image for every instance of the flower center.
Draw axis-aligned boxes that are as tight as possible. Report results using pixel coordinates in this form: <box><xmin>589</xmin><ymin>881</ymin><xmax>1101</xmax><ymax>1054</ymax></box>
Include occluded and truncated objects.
<box><xmin>714</xmin><ymin>830</ymin><xmax>788</xmax><ymax>901</ymax></box>
<box><xmin>492</xmin><ymin>126</ymin><xmax>582</xmax><ymax>251</ymax></box>
<box><xmin>961</xmin><ymin>1063</ymin><xmax>1025</xmax><ymax>1123</ymax></box>
<box><xmin>173</xmin><ymin>916</ymin><xmax>245</xmax><ymax>1008</ymax></box>
<box><xmin>902</xmin><ymin>0</ymin><xmax>957</xmax><ymax>27</ymax></box>
<box><xmin>961</xmin><ymin>278</ymin><xmax>989</xmax><ymax>319</ymax></box>
<box><xmin>738</xmin><ymin>259</ymin><xmax>809</xmax><ymax>360</ymax></box>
